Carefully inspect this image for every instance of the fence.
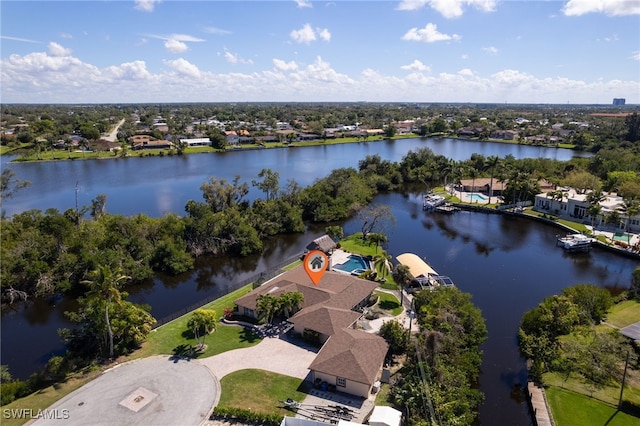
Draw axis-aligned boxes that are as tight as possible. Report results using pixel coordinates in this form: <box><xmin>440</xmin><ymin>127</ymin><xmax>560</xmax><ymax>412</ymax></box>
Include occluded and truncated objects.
<box><xmin>153</xmin><ymin>252</ymin><xmax>304</xmax><ymax>328</ymax></box>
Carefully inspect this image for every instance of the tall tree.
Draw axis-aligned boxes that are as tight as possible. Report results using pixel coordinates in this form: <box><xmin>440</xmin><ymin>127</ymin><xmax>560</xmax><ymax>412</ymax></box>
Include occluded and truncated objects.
<box><xmin>81</xmin><ymin>265</ymin><xmax>130</xmax><ymax>358</ymax></box>
<box><xmin>484</xmin><ymin>155</ymin><xmax>501</xmax><ymax>203</ymax></box>
<box><xmin>252</xmin><ymin>168</ymin><xmax>280</xmax><ymax>200</ymax></box>
<box><xmin>187</xmin><ymin>309</ymin><xmax>217</xmax><ymax>349</ymax></box>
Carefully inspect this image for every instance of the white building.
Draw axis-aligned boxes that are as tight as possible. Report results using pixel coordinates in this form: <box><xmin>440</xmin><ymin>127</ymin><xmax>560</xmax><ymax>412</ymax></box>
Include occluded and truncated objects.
<box><xmin>533</xmin><ymin>189</ymin><xmax>640</xmax><ymax>233</ymax></box>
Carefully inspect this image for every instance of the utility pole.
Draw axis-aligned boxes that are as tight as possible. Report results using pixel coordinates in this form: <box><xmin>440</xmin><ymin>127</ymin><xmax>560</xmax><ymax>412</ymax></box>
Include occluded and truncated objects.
<box><xmin>618</xmin><ymin>351</ymin><xmax>630</xmax><ymax>408</ymax></box>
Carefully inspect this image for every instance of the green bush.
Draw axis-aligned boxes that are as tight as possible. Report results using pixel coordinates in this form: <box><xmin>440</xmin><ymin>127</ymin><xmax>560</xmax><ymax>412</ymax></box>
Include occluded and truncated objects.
<box><xmin>1</xmin><ymin>380</ymin><xmax>30</xmax><ymax>405</ymax></box>
<box><xmin>212</xmin><ymin>406</ymin><xmax>283</xmax><ymax>426</ymax></box>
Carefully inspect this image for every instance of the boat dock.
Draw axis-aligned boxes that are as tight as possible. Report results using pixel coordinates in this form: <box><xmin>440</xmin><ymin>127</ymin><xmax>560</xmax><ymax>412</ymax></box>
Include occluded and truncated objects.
<box><xmin>435</xmin><ymin>203</ymin><xmax>459</xmax><ymax>214</ymax></box>
<box><xmin>527</xmin><ymin>382</ymin><xmax>553</xmax><ymax>426</ymax></box>
<box><xmin>396</xmin><ymin>253</ymin><xmax>455</xmax><ymax>293</ymax></box>
<box><xmin>556</xmin><ymin>233</ymin><xmax>595</xmax><ymax>252</ymax></box>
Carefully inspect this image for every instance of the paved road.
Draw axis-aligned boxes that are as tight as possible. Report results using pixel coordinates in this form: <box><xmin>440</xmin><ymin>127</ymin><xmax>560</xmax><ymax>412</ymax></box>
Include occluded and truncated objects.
<box><xmin>103</xmin><ymin>118</ymin><xmax>125</xmax><ymax>142</ymax></box>
<box><xmin>29</xmin><ymin>336</ymin><xmax>317</xmax><ymax>426</ymax></box>
<box><xmin>30</xmin><ymin>356</ymin><xmax>217</xmax><ymax>426</ymax></box>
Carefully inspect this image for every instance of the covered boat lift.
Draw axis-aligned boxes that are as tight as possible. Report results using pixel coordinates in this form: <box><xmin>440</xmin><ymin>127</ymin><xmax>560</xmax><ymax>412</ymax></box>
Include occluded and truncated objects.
<box><xmin>396</xmin><ymin>253</ymin><xmax>455</xmax><ymax>292</ymax></box>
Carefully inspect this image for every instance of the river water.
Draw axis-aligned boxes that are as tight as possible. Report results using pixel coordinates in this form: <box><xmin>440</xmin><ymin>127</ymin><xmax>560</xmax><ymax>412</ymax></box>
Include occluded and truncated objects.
<box><xmin>3</xmin><ymin>138</ymin><xmax>634</xmax><ymax>425</ymax></box>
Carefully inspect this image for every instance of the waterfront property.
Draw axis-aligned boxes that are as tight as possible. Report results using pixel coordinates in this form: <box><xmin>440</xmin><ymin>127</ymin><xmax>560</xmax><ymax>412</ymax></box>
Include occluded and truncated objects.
<box><xmin>233</xmin><ymin>265</ymin><xmax>388</xmax><ymax>398</ymax></box>
<box><xmin>533</xmin><ymin>188</ymin><xmax>640</xmax><ymax>234</ymax></box>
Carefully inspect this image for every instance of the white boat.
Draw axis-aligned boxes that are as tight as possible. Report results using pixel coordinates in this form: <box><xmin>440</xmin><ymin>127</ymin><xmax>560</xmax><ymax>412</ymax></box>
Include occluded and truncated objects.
<box><xmin>556</xmin><ymin>233</ymin><xmax>596</xmax><ymax>251</ymax></box>
<box><xmin>423</xmin><ymin>194</ymin><xmax>446</xmax><ymax>210</ymax></box>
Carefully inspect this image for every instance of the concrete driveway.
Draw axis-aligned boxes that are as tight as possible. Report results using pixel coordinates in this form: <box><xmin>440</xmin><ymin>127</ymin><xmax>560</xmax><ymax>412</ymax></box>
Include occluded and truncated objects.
<box><xmin>31</xmin><ymin>356</ymin><xmax>217</xmax><ymax>426</ymax></box>
<box><xmin>196</xmin><ymin>335</ymin><xmax>318</xmax><ymax>380</ymax></box>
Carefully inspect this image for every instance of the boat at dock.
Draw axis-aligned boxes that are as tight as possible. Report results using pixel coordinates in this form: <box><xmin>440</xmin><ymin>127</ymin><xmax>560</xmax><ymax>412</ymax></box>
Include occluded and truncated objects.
<box><xmin>556</xmin><ymin>233</ymin><xmax>596</xmax><ymax>252</ymax></box>
<box><xmin>423</xmin><ymin>193</ymin><xmax>446</xmax><ymax>210</ymax></box>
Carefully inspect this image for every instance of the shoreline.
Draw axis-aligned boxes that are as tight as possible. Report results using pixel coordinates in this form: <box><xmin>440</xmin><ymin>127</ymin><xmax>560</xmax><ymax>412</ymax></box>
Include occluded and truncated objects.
<box><xmin>2</xmin><ymin>134</ymin><xmax>579</xmax><ymax>164</ymax></box>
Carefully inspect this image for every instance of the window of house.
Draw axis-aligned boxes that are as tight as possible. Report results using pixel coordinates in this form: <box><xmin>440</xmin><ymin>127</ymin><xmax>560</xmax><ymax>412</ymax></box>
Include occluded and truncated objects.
<box><xmin>336</xmin><ymin>377</ymin><xmax>346</xmax><ymax>387</ymax></box>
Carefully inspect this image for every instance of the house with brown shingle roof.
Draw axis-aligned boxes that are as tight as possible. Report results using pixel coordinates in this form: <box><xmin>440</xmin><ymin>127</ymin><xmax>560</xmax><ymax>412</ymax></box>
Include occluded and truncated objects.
<box><xmin>234</xmin><ymin>265</ymin><xmax>386</xmax><ymax>398</ymax></box>
<box><xmin>289</xmin><ymin>305</ymin><xmax>362</xmax><ymax>344</ymax></box>
<box><xmin>309</xmin><ymin>328</ymin><xmax>388</xmax><ymax>398</ymax></box>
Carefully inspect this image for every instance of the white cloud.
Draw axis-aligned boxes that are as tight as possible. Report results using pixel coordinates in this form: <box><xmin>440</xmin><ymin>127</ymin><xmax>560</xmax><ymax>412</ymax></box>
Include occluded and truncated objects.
<box><xmin>48</xmin><ymin>42</ymin><xmax>71</xmax><ymax>57</ymax></box>
<box><xmin>203</xmin><ymin>26</ymin><xmax>231</xmax><ymax>35</ymax></box>
<box><xmin>2</xmin><ymin>49</ymin><xmax>638</xmax><ymax>104</ymax></box>
<box><xmin>224</xmin><ymin>50</ymin><xmax>254</xmax><ymax>65</ymax></box>
<box><xmin>0</xmin><ymin>35</ymin><xmax>40</xmax><ymax>43</ymax></box>
<box><xmin>165</xmin><ymin>39</ymin><xmax>188</xmax><ymax>54</ymax></box>
<box><xmin>290</xmin><ymin>24</ymin><xmax>331</xmax><ymax>44</ymax></box>
<box><xmin>295</xmin><ymin>0</ymin><xmax>313</xmax><ymax>8</ymax></box>
<box><xmin>482</xmin><ymin>46</ymin><xmax>499</xmax><ymax>55</ymax></box>
<box><xmin>631</xmin><ymin>51</ymin><xmax>640</xmax><ymax>61</ymax></box>
<box><xmin>318</xmin><ymin>28</ymin><xmax>331</xmax><ymax>42</ymax></box>
<box><xmin>401</xmin><ymin>59</ymin><xmax>430</xmax><ymax>72</ymax></box>
<box><xmin>273</xmin><ymin>59</ymin><xmax>299</xmax><ymax>71</ymax></box>
<box><xmin>397</xmin><ymin>0</ymin><xmax>497</xmax><ymax>18</ymax></box>
<box><xmin>402</xmin><ymin>23</ymin><xmax>461</xmax><ymax>43</ymax></box>
<box><xmin>134</xmin><ymin>0</ymin><xmax>162</xmax><ymax>13</ymax></box>
<box><xmin>563</xmin><ymin>0</ymin><xmax>640</xmax><ymax>16</ymax></box>
<box><xmin>60</xmin><ymin>32</ymin><xmax>73</xmax><ymax>39</ymax></box>
<box><xmin>147</xmin><ymin>33</ymin><xmax>205</xmax><ymax>42</ymax></box>
<box><xmin>461</xmin><ymin>54</ymin><xmax>469</xmax><ymax>60</ymax></box>
<box><xmin>164</xmin><ymin>58</ymin><xmax>200</xmax><ymax>78</ymax></box>
<box><xmin>104</xmin><ymin>61</ymin><xmax>152</xmax><ymax>80</ymax></box>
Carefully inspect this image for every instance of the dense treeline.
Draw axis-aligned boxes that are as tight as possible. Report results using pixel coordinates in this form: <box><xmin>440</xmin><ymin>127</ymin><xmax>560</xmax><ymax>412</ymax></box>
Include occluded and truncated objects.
<box><xmin>5</xmin><ymin>144</ymin><xmax>640</xmax><ymax>303</ymax></box>
<box><xmin>517</xmin><ymin>282</ymin><xmax>640</xmax><ymax>403</ymax></box>
<box><xmin>389</xmin><ymin>287</ymin><xmax>487</xmax><ymax>425</ymax></box>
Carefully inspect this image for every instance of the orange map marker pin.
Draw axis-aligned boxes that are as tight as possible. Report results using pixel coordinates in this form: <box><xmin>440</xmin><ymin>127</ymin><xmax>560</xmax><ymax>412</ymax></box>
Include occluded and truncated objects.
<box><xmin>303</xmin><ymin>250</ymin><xmax>329</xmax><ymax>286</ymax></box>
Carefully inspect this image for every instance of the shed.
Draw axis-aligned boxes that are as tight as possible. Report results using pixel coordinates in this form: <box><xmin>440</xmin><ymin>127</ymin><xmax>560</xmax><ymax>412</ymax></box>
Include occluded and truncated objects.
<box><xmin>368</xmin><ymin>406</ymin><xmax>402</xmax><ymax>426</ymax></box>
<box><xmin>306</xmin><ymin>235</ymin><xmax>337</xmax><ymax>254</ymax></box>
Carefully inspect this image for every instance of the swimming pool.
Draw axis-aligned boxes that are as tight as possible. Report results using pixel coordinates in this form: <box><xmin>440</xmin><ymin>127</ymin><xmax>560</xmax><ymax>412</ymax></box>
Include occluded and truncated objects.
<box><xmin>467</xmin><ymin>193</ymin><xmax>487</xmax><ymax>201</ymax></box>
<box><xmin>333</xmin><ymin>255</ymin><xmax>370</xmax><ymax>274</ymax></box>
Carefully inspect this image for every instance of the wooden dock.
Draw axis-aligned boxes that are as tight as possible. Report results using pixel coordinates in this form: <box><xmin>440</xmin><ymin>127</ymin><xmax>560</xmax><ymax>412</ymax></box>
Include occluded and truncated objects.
<box><xmin>527</xmin><ymin>382</ymin><xmax>554</xmax><ymax>426</ymax></box>
<box><xmin>435</xmin><ymin>203</ymin><xmax>459</xmax><ymax>214</ymax></box>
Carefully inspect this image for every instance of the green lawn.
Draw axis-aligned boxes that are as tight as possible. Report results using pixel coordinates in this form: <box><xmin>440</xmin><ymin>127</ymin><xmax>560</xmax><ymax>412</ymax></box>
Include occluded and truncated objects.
<box><xmin>546</xmin><ymin>387</ymin><xmax>640</xmax><ymax>426</ymax></box>
<box><xmin>606</xmin><ymin>300</ymin><xmax>640</xmax><ymax>328</ymax></box>
<box><xmin>129</xmin><ymin>284</ymin><xmax>261</xmax><ymax>360</ymax></box>
<box><xmin>338</xmin><ymin>234</ymin><xmax>397</xmax><ymax>289</ymax></box>
<box><xmin>218</xmin><ymin>369</ymin><xmax>308</xmax><ymax>417</ymax></box>
<box><xmin>374</xmin><ymin>291</ymin><xmax>403</xmax><ymax>316</ymax></box>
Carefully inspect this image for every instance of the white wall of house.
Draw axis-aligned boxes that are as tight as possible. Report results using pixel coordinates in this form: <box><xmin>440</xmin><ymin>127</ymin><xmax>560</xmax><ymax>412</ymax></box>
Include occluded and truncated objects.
<box><xmin>311</xmin><ymin>371</ymin><xmax>372</xmax><ymax>398</ymax></box>
<box><xmin>533</xmin><ymin>191</ymin><xmax>640</xmax><ymax>233</ymax></box>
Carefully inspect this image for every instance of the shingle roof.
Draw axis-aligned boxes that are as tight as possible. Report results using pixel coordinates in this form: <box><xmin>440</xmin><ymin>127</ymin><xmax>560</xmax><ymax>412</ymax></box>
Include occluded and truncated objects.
<box><xmin>309</xmin><ymin>328</ymin><xmax>388</xmax><ymax>384</ymax></box>
<box><xmin>233</xmin><ymin>266</ymin><xmax>377</xmax><ymax>313</ymax></box>
<box><xmin>289</xmin><ymin>305</ymin><xmax>362</xmax><ymax>336</ymax></box>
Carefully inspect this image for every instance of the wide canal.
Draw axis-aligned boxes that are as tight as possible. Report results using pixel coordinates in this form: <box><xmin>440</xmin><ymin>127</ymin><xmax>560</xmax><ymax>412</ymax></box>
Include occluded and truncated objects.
<box><xmin>4</xmin><ymin>138</ymin><xmax>634</xmax><ymax>425</ymax></box>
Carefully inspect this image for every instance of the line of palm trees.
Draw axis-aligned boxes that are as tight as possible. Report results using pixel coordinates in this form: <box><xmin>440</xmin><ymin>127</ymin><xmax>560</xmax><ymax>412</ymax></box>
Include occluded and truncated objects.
<box><xmin>255</xmin><ymin>291</ymin><xmax>304</xmax><ymax>324</ymax></box>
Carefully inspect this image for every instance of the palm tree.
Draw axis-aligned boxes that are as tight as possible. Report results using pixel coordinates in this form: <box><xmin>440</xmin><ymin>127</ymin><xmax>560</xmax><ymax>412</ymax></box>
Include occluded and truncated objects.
<box><xmin>81</xmin><ymin>265</ymin><xmax>130</xmax><ymax>358</ymax></box>
<box><xmin>280</xmin><ymin>291</ymin><xmax>304</xmax><ymax>318</ymax></box>
<box><xmin>621</xmin><ymin>198</ymin><xmax>640</xmax><ymax>233</ymax></box>
<box><xmin>468</xmin><ymin>168</ymin><xmax>479</xmax><ymax>203</ymax></box>
<box><xmin>256</xmin><ymin>293</ymin><xmax>278</xmax><ymax>324</ymax></box>
<box><xmin>373</xmin><ymin>253</ymin><xmax>393</xmax><ymax>278</ymax></box>
<box><xmin>484</xmin><ymin>155</ymin><xmax>501</xmax><ymax>204</ymax></box>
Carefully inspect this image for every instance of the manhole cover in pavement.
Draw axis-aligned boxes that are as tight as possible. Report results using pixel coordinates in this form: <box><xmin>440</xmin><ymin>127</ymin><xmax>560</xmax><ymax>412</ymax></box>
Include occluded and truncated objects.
<box><xmin>119</xmin><ymin>387</ymin><xmax>158</xmax><ymax>412</ymax></box>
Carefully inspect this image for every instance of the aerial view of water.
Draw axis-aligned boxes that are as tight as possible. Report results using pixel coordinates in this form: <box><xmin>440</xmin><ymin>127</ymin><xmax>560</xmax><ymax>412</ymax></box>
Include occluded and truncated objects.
<box><xmin>2</xmin><ymin>139</ymin><xmax>617</xmax><ymax>426</ymax></box>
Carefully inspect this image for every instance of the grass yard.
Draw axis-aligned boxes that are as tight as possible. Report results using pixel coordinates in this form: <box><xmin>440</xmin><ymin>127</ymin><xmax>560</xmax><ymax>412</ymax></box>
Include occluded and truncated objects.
<box><xmin>338</xmin><ymin>233</ymin><xmax>397</xmax><ymax>290</ymax></box>
<box><xmin>129</xmin><ymin>284</ymin><xmax>260</xmax><ymax>360</ymax></box>
<box><xmin>606</xmin><ymin>300</ymin><xmax>640</xmax><ymax>328</ymax></box>
<box><xmin>546</xmin><ymin>387</ymin><xmax>640</xmax><ymax>426</ymax></box>
<box><xmin>374</xmin><ymin>291</ymin><xmax>403</xmax><ymax>316</ymax></box>
<box><xmin>217</xmin><ymin>369</ymin><xmax>308</xmax><ymax>417</ymax></box>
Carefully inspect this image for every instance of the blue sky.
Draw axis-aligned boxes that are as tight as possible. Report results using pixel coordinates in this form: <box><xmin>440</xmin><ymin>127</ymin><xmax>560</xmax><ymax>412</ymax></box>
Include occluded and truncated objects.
<box><xmin>1</xmin><ymin>0</ymin><xmax>638</xmax><ymax>104</ymax></box>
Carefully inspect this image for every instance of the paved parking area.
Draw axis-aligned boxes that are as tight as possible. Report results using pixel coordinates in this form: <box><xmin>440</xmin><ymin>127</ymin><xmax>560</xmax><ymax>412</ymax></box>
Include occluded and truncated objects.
<box><xmin>31</xmin><ymin>356</ymin><xmax>217</xmax><ymax>426</ymax></box>
<box><xmin>197</xmin><ymin>334</ymin><xmax>318</xmax><ymax>380</ymax></box>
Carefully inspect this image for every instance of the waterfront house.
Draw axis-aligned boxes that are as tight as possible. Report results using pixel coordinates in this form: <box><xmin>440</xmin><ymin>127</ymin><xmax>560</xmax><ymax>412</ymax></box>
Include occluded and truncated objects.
<box><xmin>308</xmin><ymin>328</ymin><xmax>388</xmax><ymax>398</ymax></box>
<box><xmin>533</xmin><ymin>188</ymin><xmax>640</xmax><ymax>233</ymax></box>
